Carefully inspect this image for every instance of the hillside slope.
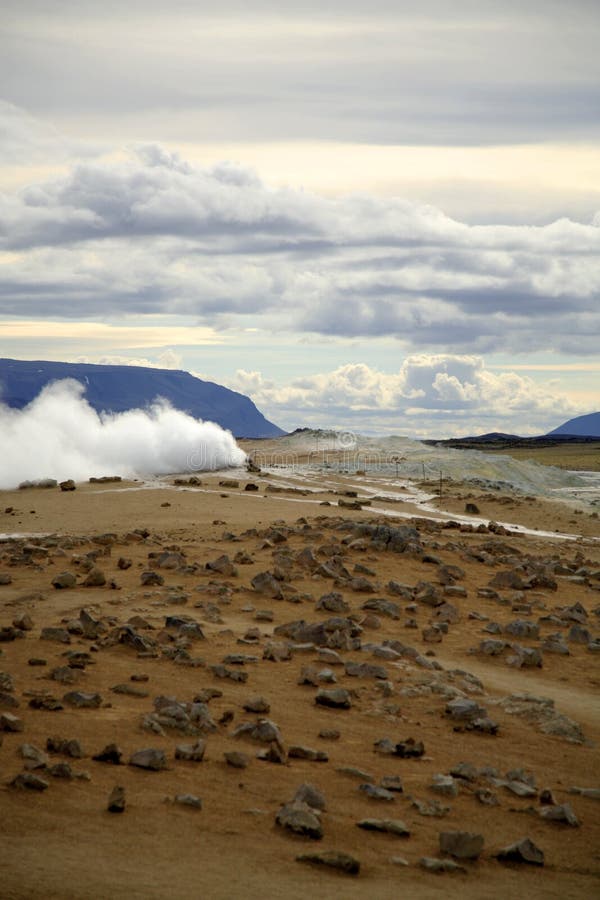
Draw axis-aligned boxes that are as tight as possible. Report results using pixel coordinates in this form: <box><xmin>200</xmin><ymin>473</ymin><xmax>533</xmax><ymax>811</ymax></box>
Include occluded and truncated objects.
<box><xmin>547</xmin><ymin>411</ymin><xmax>600</xmax><ymax>438</ymax></box>
<box><xmin>0</xmin><ymin>358</ymin><xmax>284</xmax><ymax>438</ymax></box>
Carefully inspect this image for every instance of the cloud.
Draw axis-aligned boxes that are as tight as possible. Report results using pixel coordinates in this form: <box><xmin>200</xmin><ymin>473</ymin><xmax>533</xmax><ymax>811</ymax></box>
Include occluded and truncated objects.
<box><xmin>1</xmin><ymin>143</ymin><xmax>598</xmax><ymax>356</ymax></box>
<box><xmin>226</xmin><ymin>355</ymin><xmax>581</xmax><ymax>436</ymax></box>
<box><xmin>0</xmin><ymin>378</ymin><xmax>246</xmax><ymax>489</ymax></box>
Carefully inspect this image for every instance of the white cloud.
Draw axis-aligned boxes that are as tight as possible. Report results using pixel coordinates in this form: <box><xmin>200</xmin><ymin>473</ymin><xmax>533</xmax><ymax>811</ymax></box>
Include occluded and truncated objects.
<box><xmin>226</xmin><ymin>355</ymin><xmax>581</xmax><ymax>436</ymax></box>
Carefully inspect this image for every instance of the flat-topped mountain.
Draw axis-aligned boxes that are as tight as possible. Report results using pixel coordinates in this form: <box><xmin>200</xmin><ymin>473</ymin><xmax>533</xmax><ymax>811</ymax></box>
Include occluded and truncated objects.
<box><xmin>0</xmin><ymin>358</ymin><xmax>284</xmax><ymax>438</ymax></box>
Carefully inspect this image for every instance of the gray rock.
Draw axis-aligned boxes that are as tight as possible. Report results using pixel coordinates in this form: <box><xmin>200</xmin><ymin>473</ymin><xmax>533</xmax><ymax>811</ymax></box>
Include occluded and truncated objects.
<box><xmin>10</xmin><ymin>772</ymin><xmax>49</xmax><ymax>791</ymax></box>
<box><xmin>430</xmin><ymin>774</ymin><xmax>459</xmax><ymax>797</ymax></box>
<box><xmin>83</xmin><ymin>567</ymin><xmax>106</xmax><ymax>587</ymax></box>
<box><xmin>108</xmin><ymin>785</ymin><xmax>125</xmax><ymax>812</ymax></box>
<box><xmin>336</xmin><ymin>766</ymin><xmax>375</xmax><ymax>782</ymax></box>
<box><xmin>224</xmin><ymin>750</ymin><xmax>250</xmax><ymax>768</ymax></box>
<box><xmin>129</xmin><ymin>748</ymin><xmax>167</xmax><ymax>771</ymax></box>
<box><xmin>359</xmin><ymin>784</ymin><xmax>395</xmax><ymax>801</ymax></box>
<box><xmin>293</xmin><ymin>783</ymin><xmax>326</xmax><ymax>810</ymax></box>
<box><xmin>41</xmin><ymin>626</ymin><xmax>71</xmax><ymax>643</ymax></box>
<box><xmin>445</xmin><ymin>698</ymin><xmax>486</xmax><ymax>721</ymax></box>
<box><xmin>288</xmin><ymin>745</ymin><xmax>328</xmax><ymax>762</ymax></box>
<box><xmin>52</xmin><ymin>572</ymin><xmax>77</xmax><ymax>590</ymax></box>
<box><xmin>344</xmin><ymin>661</ymin><xmax>387</xmax><ymax>680</ymax></box>
<box><xmin>175</xmin><ymin>739</ymin><xmax>206</xmax><ymax>762</ymax></box>
<box><xmin>276</xmin><ymin>801</ymin><xmax>323</xmax><ymax>839</ymax></box>
<box><xmin>173</xmin><ymin>793</ymin><xmax>202</xmax><ymax>809</ymax></box>
<box><xmin>357</xmin><ymin>818</ymin><xmax>410</xmax><ymax>836</ymax></box>
<box><xmin>315</xmin><ymin>688</ymin><xmax>352</xmax><ymax>709</ymax></box>
<box><xmin>19</xmin><ymin>743</ymin><xmax>49</xmax><ymax>769</ymax></box>
<box><xmin>0</xmin><ymin>712</ymin><xmax>24</xmax><ymax>732</ymax></box>
<box><xmin>420</xmin><ymin>857</ymin><xmax>466</xmax><ymax>874</ymax></box>
<box><xmin>569</xmin><ymin>787</ymin><xmax>600</xmax><ymax>799</ymax></box>
<box><xmin>380</xmin><ymin>775</ymin><xmax>404</xmax><ymax>792</ymax></box>
<box><xmin>495</xmin><ymin>837</ymin><xmax>544</xmax><ymax>866</ymax></box>
<box><xmin>539</xmin><ymin>803</ymin><xmax>579</xmax><ymax>826</ymax></box>
<box><xmin>63</xmin><ymin>691</ymin><xmax>102</xmax><ymax>708</ymax></box>
<box><xmin>296</xmin><ymin>851</ymin><xmax>359</xmax><ymax>875</ymax></box>
<box><xmin>251</xmin><ymin>571</ymin><xmax>283</xmax><ymax>599</ymax></box>
<box><xmin>47</xmin><ymin>736</ymin><xmax>84</xmax><ymax>758</ymax></box>
<box><xmin>439</xmin><ymin>830</ymin><xmax>484</xmax><ymax>859</ymax></box>
<box><xmin>412</xmin><ymin>798</ymin><xmax>451</xmax><ymax>817</ymax></box>
<box><xmin>93</xmin><ymin>743</ymin><xmax>123</xmax><ymax>764</ymax></box>
<box><xmin>243</xmin><ymin>695</ymin><xmax>271</xmax><ymax>714</ymax></box>
<box><xmin>262</xmin><ymin>641</ymin><xmax>292</xmax><ymax>662</ymax></box>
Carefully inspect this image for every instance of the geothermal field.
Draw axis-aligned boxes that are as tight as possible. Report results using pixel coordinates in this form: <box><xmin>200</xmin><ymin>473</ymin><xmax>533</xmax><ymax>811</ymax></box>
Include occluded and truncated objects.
<box><xmin>1</xmin><ymin>434</ymin><xmax>599</xmax><ymax>899</ymax></box>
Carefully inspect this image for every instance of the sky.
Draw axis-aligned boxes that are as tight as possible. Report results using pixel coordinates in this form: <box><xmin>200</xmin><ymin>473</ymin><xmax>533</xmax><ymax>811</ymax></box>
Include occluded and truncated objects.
<box><xmin>1</xmin><ymin>0</ymin><xmax>599</xmax><ymax>437</ymax></box>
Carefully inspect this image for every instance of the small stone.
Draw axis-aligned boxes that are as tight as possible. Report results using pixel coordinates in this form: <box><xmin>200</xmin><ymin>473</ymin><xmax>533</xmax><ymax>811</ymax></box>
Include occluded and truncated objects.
<box><xmin>173</xmin><ymin>793</ymin><xmax>202</xmax><ymax>809</ymax></box>
<box><xmin>0</xmin><ymin>712</ymin><xmax>23</xmax><ymax>732</ymax></box>
<box><xmin>430</xmin><ymin>774</ymin><xmax>459</xmax><ymax>797</ymax></box>
<box><xmin>293</xmin><ymin>783</ymin><xmax>326</xmax><ymax>810</ymax></box>
<box><xmin>288</xmin><ymin>745</ymin><xmax>328</xmax><ymax>762</ymax></box>
<box><xmin>63</xmin><ymin>691</ymin><xmax>102</xmax><ymax>709</ymax></box>
<box><xmin>357</xmin><ymin>819</ymin><xmax>410</xmax><ymax>836</ymax></box>
<box><xmin>52</xmin><ymin>572</ymin><xmax>77</xmax><ymax>590</ymax></box>
<box><xmin>439</xmin><ymin>831</ymin><xmax>484</xmax><ymax>859</ymax></box>
<box><xmin>93</xmin><ymin>743</ymin><xmax>123</xmax><ymax>764</ymax></box>
<box><xmin>315</xmin><ymin>688</ymin><xmax>352</xmax><ymax>709</ymax></box>
<box><xmin>41</xmin><ymin>626</ymin><xmax>71</xmax><ymax>643</ymax></box>
<box><xmin>495</xmin><ymin>837</ymin><xmax>544</xmax><ymax>866</ymax></box>
<box><xmin>539</xmin><ymin>803</ymin><xmax>579</xmax><ymax>826</ymax></box>
<box><xmin>108</xmin><ymin>785</ymin><xmax>126</xmax><ymax>813</ymax></box>
<box><xmin>380</xmin><ymin>775</ymin><xmax>403</xmax><ymax>793</ymax></box>
<box><xmin>276</xmin><ymin>801</ymin><xmax>323</xmax><ymax>839</ymax></box>
<box><xmin>359</xmin><ymin>784</ymin><xmax>395</xmax><ymax>801</ymax></box>
<box><xmin>175</xmin><ymin>739</ymin><xmax>206</xmax><ymax>762</ymax></box>
<box><xmin>296</xmin><ymin>851</ymin><xmax>360</xmax><ymax>876</ymax></box>
<box><xmin>10</xmin><ymin>772</ymin><xmax>49</xmax><ymax>791</ymax></box>
<box><xmin>243</xmin><ymin>696</ymin><xmax>271</xmax><ymax>714</ymax></box>
<box><xmin>129</xmin><ymin>748</ymin><xmax>167</xmax><ymax>771</ymax></box>
<box><xmin>319</xmin><ymin>728</ymin><xmax>340</xmax><ymax>741</ymax></box>
<box><xmin>83</xmin><ymin>567</ymin><xmax>106</xmax><ymax>587</ymax></box>
<box><xmin>420</xmin><ymin>857</ymin><xmax>466</xmax><ymax>874</ymax></box>
<box><xmin>224</xmin><ymin>750</ymin><xmax>250</xmax><ymax>769</ymax></box>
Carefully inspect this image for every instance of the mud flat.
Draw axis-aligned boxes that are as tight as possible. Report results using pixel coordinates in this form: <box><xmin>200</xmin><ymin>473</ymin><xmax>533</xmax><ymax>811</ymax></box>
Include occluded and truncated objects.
<box><xmin>1</xmin><ymin>465</ymin><xmax>599</xmax><ymax>899</ymax></box>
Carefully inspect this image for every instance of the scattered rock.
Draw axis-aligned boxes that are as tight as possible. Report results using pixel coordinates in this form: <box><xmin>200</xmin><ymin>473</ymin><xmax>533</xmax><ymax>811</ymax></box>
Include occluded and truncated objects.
<box><xmin>494</xmin><ymin>837</ymin><xmax>544</xmax><ymax>866</ymax></box>
<box><xmin>107</xmin><ymin>785</ymin><xmax>126</xmax><ymax>813</ymax></box>
<box><xmin>296</xmin><ymin>851</ymin><xmax>360</xmax><ymax>875</ymax></box>
<box><xmin>439</xmin><ymin>831</ymin><xmax>484</xmax><ymax>859</ymax></box>
<box><xmin>129</xmin><ymin>748</ymin><xmax>167</xmax><ymax>771</ymax></box>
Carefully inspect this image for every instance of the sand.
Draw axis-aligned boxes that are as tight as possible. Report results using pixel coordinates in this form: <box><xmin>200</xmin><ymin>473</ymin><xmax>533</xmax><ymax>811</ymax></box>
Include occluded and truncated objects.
<box><xmin>0</xmin><ymin>459</ymin><xmax>599</xmax><ymax>899</ymax></box>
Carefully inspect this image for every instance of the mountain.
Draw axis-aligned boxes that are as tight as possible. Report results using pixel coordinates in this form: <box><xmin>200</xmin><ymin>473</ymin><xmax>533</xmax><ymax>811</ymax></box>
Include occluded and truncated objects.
<box><xmin>0</xmin><ymin>358</ymin><xmax>284</xmax><ymax>438</ymax></box>
<box><xmin>547</xmin><ymin>411</ymin><xmax>600</xmax><ymax>438</ymax></box>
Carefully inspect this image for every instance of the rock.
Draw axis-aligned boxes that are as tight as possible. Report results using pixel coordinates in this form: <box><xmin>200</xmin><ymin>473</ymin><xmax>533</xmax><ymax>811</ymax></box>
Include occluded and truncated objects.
<box><xmin>374</xmin><ymin>736</ymin><xmax>424</xmax><ymax>758</ymax></box>
<box><xmin>251</xmin><ymin>572</ymin><xmax>283</xmax><ymax>600</ymax></box>
<box><xmin>296</xmin><ymin>851</ymin><xmax>360</xmax><ymax>875</ymax></box>
<box><xmin>357</xmin><ymin>819</ymin><xmax>410</xmax><ymax>836</ymax></box>
<box><xmin>445</xmin><ymin>698</ymin><xmax>487</xmax><ymax>721</ymax></box>
<box><xmin>0</xmin><ymin>691</ymin><xmax>19</xmax><ymax>709</ymax></box>
<box><xmin>129</xmin><ymin>748</ymin><xmax>167</xmax><ymax>771</ymax></box>
<box><xmin>420</xmin><ymin>857</ymin><xmax>466</xmax><ymax>874</ymax></box>
<box><xmin>93</xmin><ymin>743</ymin><xmax>123</xmax><ymax>764</ymax></box>
<box><xmin>359</xmin><ymin>784</ymin><xmax>395</xmax><ymax>801</ymax></box>
<box><xmin>315</xmin><ymin>688</ymin><xmax>352</xmax><ymax>709</ymax></box>
<box><xmin>430</xmin><ymin>774</ymin><xmax>459</xmax><ymax>797</ymax></box>
<box><xmin>49</xmin><ymin>762</ymin><xmax>73</xmax><ymax>779</ymax></box>
<box><xmin>503</xmin><ymin>780</ymin><xmax>538</xmax><ymax>798</ymax></box>
<box><xmin>140</xmin><ymin>571</ymin><xmax>164</xmax><ymax>586</ymax></box>
<box><xmin>173</xmin><ymin>794</ymin><xmax>202</xmax><ymax>809</ymax></box>
<box><xmin>439</xmin><ymin>831</ymin><xmax>484</xmax><ymax>859</ymax></box>
<box><xmin>83</xmin><ymin>567</ymin><xmax>106</xmax><ymax>587</ymax></box>
<box><xmin>10</xmin><ymin>772</ymin><xmax>49</xmax><ymax>791</ymax></box>
<box><xmin>316</xmin><ymin>592</ymin><xmax>350</xmax><ymax>613</ymax></box>
<box><xmin>243</xmin><ymin>696</ymin><xmax>271</xmax><ymax>714</ymax></box>
<box><xmin>224</xmin><ymin>750</ymin><xmax>250</xmax><ymax>768</ymax></box>
<box><xmin>175</xmin><ymin>740</ymin><xmax>206</xmax><ymax>762</ymax></box>
<box><xmin>41</xmin><ymin>626</ymin><xmax>71</xmax><ymax>643</ymax></box>
<box><xmin>319</xmin><ymin>728</ymin><xmax>340</xmax><ymax>741</ymax></box>
<box><xmin>539</xmin><ymin>803</ymin><xmax>579</xmax><ymax>826</ymax></box>
<box><xmin>0</xmin><ymin>574</ymin><xmax>12</xmax><ymax>585</ymax></box>
<box><xmin>14</xmin><ymin>613</ymin><xmax>33</xmax><ymax>631</ymax></box>
<box><xmin>0</xmin><ymin>712</ymin><xmax>24</xmax><ymax>732</ymax></box>
<box><xmin>63</xmin><ymin>691</ymin><xmax>102</xmax><ymax>709</ymax></box>
<box><xmin>206</xmin><ymin>555</ymin><xmax>238</xmax><ymax>577</ymax></box>
<box><xmin>288</xmin><ymin>746</ymin><xmax>328</xmax><ymax>762</ymax></box>
<box><xmin>293</xmin><ymin>783</ymin><xmax>326</xmax><ymax>810</ymax></box>
<box><xmin>380</xmin><ymin>775</ymin><xmax>404</xmax><ymax>793</ymax></box>
<box><xmin>47</xmin><ymin>736</ymin><xmax>84</xmax><ymax>758</ymax></box>
<box><xmin>495</xmin><ymin>837</ymin><xmax>544</xmax><ymax>866</ymax></box>
<box><xmin>51</xmin><ymin>572</ymin><xmax>77</xmax><ymax>590</ymax></box>
<box><xmin>361</xmin><ymin>598</ymin><xmax>400</xmax><ymax>619</ymax></box>
<box><xmin>344</xmin><ymin>661</ymin><xmax>387</xmax><ymax>680</ymax></box>
<box><xmin>276</xmin><ymin>801</ymin><xmax>323</xmax><ymax>839</ymax></box>
<box><xmin>422</xmin><ymin>625</ymin><xmax>443</xmax><ymax>643</ymax></box>
<box><xmin>108</xmin><ymin>785</ymin><xmax>126</xmax><ymax>813</ymax></box>
<box><xmin>413</xmin><ymin>799</ymin><xmax>451</xmax><ymax>817</ymax></box>
<box><xmin>110</xmin><ymin>683</ymin><xmax>149</xmax><ymax>698</ymax></box>
<box><xmin>569</xmin><ymin>787</ymin><xmax>600</xmax><ymax>800</ymax></box>
<box><xmin>232</xmin><ymin>718</ymin><xmax>284</xmax><ymax>748</ymax></box>
<box><xmin>20</xmin><ymin>743</ymin><xmax>49</xmax><ymax>769</ymax></box>
<box><xmin>262</xmin><ymin>641</ymin><xmax>292</xmax><ymax>662</ymax></box>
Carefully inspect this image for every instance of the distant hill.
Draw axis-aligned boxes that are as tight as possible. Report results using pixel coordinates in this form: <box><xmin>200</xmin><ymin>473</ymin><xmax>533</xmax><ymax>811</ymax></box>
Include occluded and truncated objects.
<box><xmin>0</xmin><ymin>358</ymin><xmax>284</xmax><ymax>438</ymax></box>
<box><xmin>547</xmin><ymin>411</ymin><xmax>600</xmax><ymax>438</ymax></box>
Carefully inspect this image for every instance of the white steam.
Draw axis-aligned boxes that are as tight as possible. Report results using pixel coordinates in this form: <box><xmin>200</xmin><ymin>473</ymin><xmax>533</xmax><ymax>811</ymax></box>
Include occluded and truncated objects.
<box><xmin>0</xmin><ymin>379</ymin><xmax>246</xmax><ymax>489</ymax></box>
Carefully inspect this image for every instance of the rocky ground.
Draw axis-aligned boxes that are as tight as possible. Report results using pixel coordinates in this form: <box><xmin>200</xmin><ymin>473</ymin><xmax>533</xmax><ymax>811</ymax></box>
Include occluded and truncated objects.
<box><xmin>0</xmin><ymin>464</ymin><xmax>599</xmax><ymax>899</ymax></box>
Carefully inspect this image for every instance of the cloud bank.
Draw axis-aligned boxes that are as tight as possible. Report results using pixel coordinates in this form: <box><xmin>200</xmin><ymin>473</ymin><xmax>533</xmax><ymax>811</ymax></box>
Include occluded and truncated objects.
<box><xmin>227</xmin><ymin>355</ymin><xmax>579</xmax><ymax>436</ymax></box>
<box><xmin>0</xmin><ymin>380</ymin><xmax>246</xmax><ymax>489</ymax></box>
<box><xmin>1</xmin><ymin>143</ymin><xmax>598</xmax><ymax>356</ymax></box>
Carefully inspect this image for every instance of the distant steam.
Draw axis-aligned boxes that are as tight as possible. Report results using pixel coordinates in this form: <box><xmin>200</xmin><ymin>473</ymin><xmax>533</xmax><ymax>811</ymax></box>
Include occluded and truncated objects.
<box><xmin>0</xmin><ymin>379</ymin><xmax>246</xmax><ymax>489</ymax></box>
